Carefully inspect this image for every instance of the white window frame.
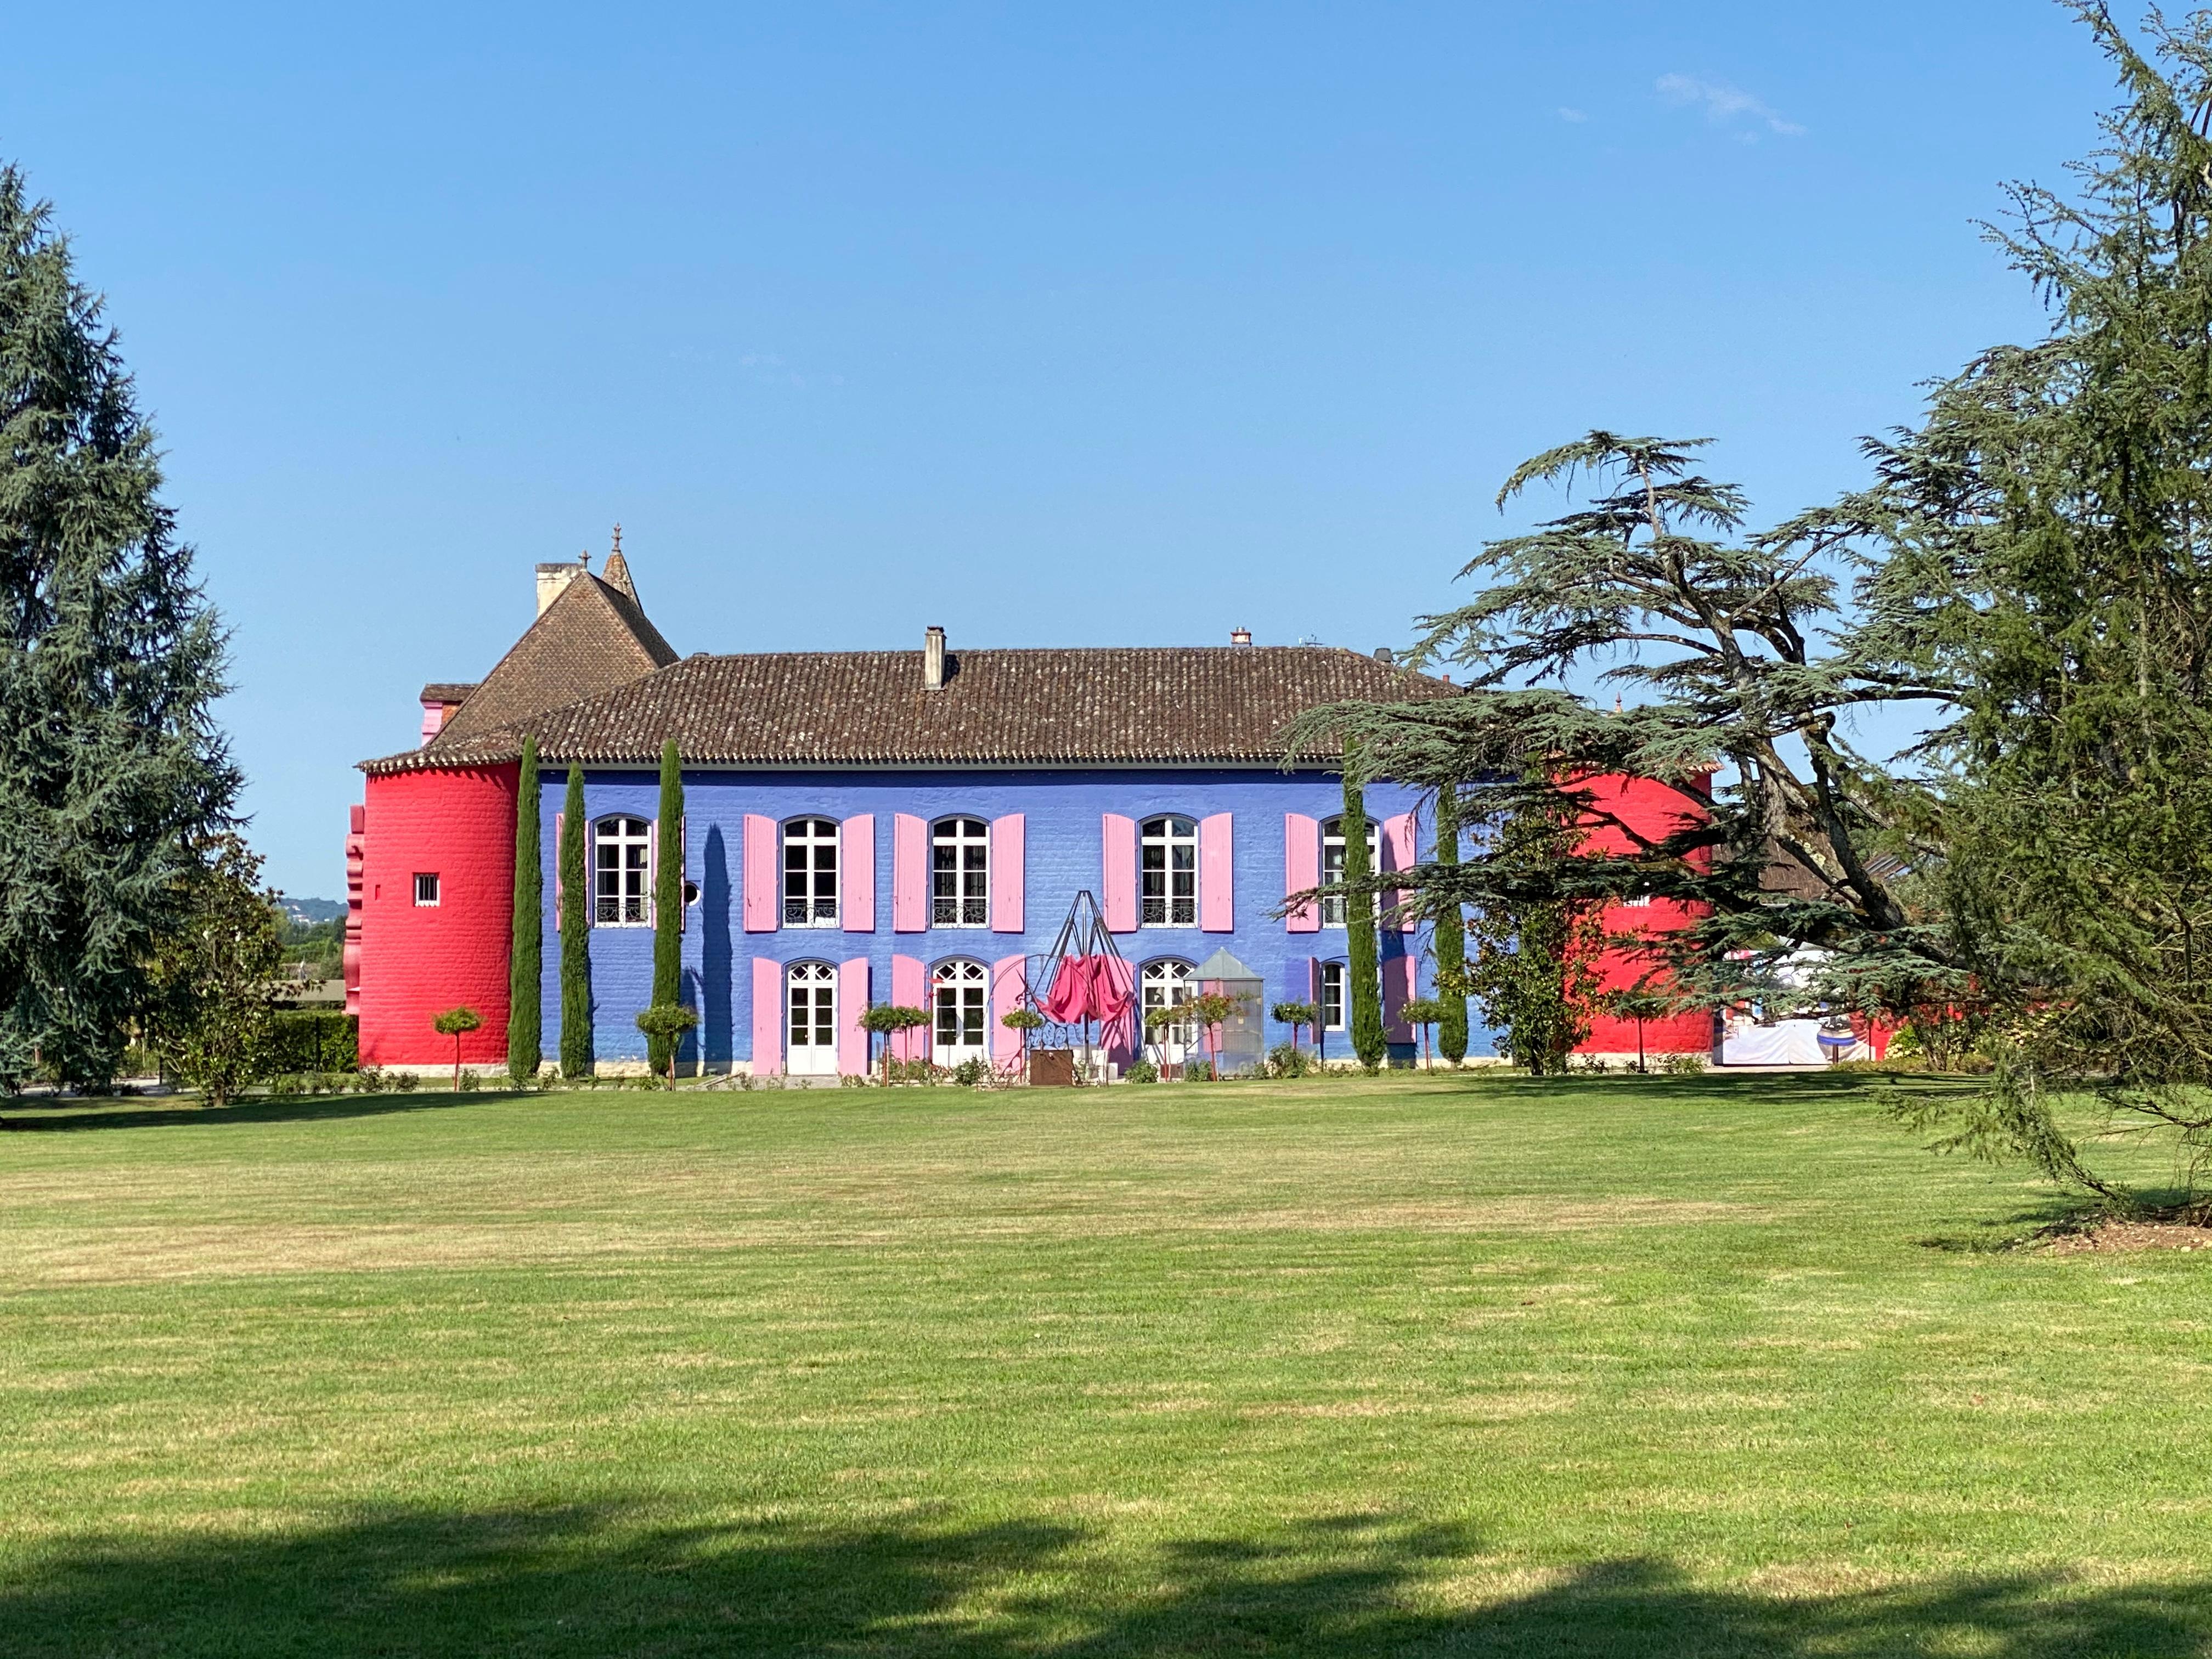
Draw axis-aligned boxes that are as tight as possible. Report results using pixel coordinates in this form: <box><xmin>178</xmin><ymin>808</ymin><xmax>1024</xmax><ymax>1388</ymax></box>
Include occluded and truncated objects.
<box><xmin>786</xmin><ymin>960</ymin><xmax>839</xmax><ymax>1074</ymax></box>
<box><xmin>1140</xmin><ymin>958</ymin><xmax>1195</xmax><ymax>1058</ymax></box>
<box><xmin>1319</xmin><ymin>817</ymin><xmax>1379</xmax><ymax>928</ymax></box>
<box><xmin>593</xmin><ymin>815</ymin><xmax>652</xmax><ymax>927</ymax></box>
<box><xmin>413</xmin><ymin>872</ymin><xmax>441</xmax><ymax>908</ymax></box>
<box><xmin>931</xmin><ymin>958</ymin><xmax>989</xmax><ymax>1064</ymax></box>
<box><xmin>1320</xmin><ymin>961</ymin><xmax>1347</xmax><ymax>1030</ymax></box>
<box><xmin>1140</xmin><ymin>816</ymin><xmax>1199</xmax><ymax>927</ymax></box>
<box><xmin>783</xmin><ymin>817</ymin><xmax>840</xmax><ymax>928</ymax></box>
<box><xmin>931</xmin><ymin>817</ymin><xmax>990</xmax><ymax>929</ymax></box>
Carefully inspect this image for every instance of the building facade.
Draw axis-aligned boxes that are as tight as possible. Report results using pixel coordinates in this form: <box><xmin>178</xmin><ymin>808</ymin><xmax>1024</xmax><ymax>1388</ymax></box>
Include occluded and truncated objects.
<box><xmin>352</xmin><ymin>553</ymin><xmax>1474</xmax><ymax>1074</ymax></box>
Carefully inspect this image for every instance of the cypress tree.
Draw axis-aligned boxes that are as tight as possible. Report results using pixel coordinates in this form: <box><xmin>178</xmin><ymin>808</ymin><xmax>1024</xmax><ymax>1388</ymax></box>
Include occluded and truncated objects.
<box><xmin>558</xmin><ymin>764</ymin><xmax>592</xmax><ymax>1076</ymax></box>
<box><xmin>506</xmin><ymin>736</ymin><xmax>542</xmax><ymax>1081</ymax></box>
<box><xmin>0</xmin><ymin>163</ymin><xmax>238</xmax><ymax>1086</ymax></box>
<box><xmin>647</xmin><ymin>740</ymin><xmax>685</xmax><ymax>1074</ymax></box>
<box><xmin>1432</xmin><ymin>784</ymin><xmax>1469</xmax><ymax>1064</ymax></box>
<box><xmin>1341</xmin><ymin>749</ymin><xmax>1387</xmax><ymax>1070</ymax></box>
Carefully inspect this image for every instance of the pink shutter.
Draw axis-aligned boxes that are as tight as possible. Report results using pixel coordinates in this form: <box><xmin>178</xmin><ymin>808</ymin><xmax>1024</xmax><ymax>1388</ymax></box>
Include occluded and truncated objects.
<box><xmin>990</xmin><ymin>815</ymin><xmax>1024</xmax><ymax>933</ymax></box>
<box><xmin>1102</xmin><ymin>814</ymin><xmax>1137</xmax><ymax>933</ymax></box>
<box><xmin>1309</xmin><ymin>957</ymin><xmax>1322</xmax><ymax>1006</ymax></box>
<box><xmin>743</xmin><ymin>814</ymin><xmax>778</xmax><ymax>933</ymax></box>
<box><xmin>1384</xmin><ymin>954</ymin><xmax>1415</xmax><ymax>1042</ymax></box>
<box><xmin>1283</xmin><ymin>812</ymin><xmax>1320</xmax><ymax>932</ymax></box>
<box><xmin>678</xmin><ymin>816</ymin><xmax>687</xmax><ymax>933</ymax></box>
<box><xmin>893</xmin><ymin>814</ymin><xmax>927</xmax><ymax>933</ymax></box>
<box><xmin>1381</xmin><ymin>811</ymin><xmax>1418</xmax><ymax>933</ymax></box>
<box><xmin>893</xmin><ymin>954</ymin><xmax>927</xmax><ymax>1059</ymax></box>
<box><xmin>553</xmin><ymin>812</ymin><xmax>563</xmax><ymax>930</ymax></box>
<box><xmin>838</xmin><ymin>958</ymin><xmax>871</xmax><ymax>1075</ymax></box>
<box><xmin>991</xmin><ymin>955</ymin><xmax>1026</xmax><ymax>1067</ymax></box>
<box><xmin>647</xmin><ymin>820</ymin><xmax>661</xmax><ymax>928</ymax></box>
<box><xmin>841</xmin><ymin>815</ymin><xmax>874</xmax><ymax>932</ymax></box>
<box><xmin>1200</xmin><ymin>813</ymin><xmax>1234</xmax><ymax>932</ymax></box>
<box><xmin>751</xmin><ymin>957</ymin><xmax>782</xmax><ymax>1076</ymax></box>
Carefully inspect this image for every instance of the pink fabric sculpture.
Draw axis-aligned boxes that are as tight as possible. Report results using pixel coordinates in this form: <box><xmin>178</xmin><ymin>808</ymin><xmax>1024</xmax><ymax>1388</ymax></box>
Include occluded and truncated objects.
<box><xmin>1041</xmin><ymin>955</ymin><xmax>1132</xmax><ymax>1024</ymax></box>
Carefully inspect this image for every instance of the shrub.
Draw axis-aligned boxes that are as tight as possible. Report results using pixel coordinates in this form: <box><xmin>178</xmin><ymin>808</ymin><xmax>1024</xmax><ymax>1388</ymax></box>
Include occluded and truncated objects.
<box><xmin>267</xmin><ymin>1011</ymin><xmax>358</xmax><ymax>1075</ymax></box>
<box><xmin>1658</xmin><ymin>1053</ymin><xmax>1707</xmax><ymax>1075</ymax></box>
<box><xmin>457</xmin><ymin>1069</ymin><xmax>482</xmax><ymax>1092</ymax></box>
<box><xmin>1124</xmin><ymin>1059</ymin><xmax>1159</xmax><ymax>1084</ymax></box>
<box><xmin>393</xmin><ymin>1071</ymin><xmax>419</xmax><ymax>1093</ymax></box>
<box><xmin>1266</xmin><ymin>1042</ymin><xmax>1313</xmax><ymax>1079</ymax></box>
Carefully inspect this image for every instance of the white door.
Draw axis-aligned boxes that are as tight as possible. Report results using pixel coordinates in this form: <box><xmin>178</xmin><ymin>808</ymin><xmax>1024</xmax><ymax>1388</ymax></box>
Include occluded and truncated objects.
<box><xmin>1141</xmin><ymin>959</ymin><xmax>1194</xmax><ymax>1065</ymax></box>
<box><xmin>932</xmin><ymin>960</ymin><xmax>989</xmax><ymax>1068</ymax></box>
<box><xmin>787</xmin><ymin>962</ymin><xmax>838</xmax><ymax>1075</ymax></box>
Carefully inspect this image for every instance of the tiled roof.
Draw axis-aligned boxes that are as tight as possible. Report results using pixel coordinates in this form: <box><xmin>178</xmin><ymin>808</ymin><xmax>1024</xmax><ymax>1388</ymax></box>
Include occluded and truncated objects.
<box><xmin>419</xmin><ymin>682</ymin><xmax>479</xmax><ymax>704</ymax></box>
<box><xmin>363</xmin><ymin>646</ymin><xmax>1449</xmax><ymax>774</ymax></box>
<box><xmin>426</xmin><ymin>571</ymin><xmax>678</xmax><ymax>749</ymax></box>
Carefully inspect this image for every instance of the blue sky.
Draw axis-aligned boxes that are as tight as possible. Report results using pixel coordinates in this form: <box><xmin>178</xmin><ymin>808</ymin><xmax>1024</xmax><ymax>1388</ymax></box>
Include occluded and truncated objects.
<box><xmin>0</xmin><ymin>1</ymin><xmax>2142</xmax><ymax>896</ymax></box>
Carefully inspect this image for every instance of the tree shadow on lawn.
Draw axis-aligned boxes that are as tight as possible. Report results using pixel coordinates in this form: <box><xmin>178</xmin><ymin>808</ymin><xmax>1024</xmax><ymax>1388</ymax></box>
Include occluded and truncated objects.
<box><xmin>0</xmin><ymin>1088</ymin><xmax>523</xmax><ymax>1134</ymax></box>
<box><xmin>2</xmin><ymin>1504</ymin><xmax>2204</xmax><ymax>1658</ymax></box>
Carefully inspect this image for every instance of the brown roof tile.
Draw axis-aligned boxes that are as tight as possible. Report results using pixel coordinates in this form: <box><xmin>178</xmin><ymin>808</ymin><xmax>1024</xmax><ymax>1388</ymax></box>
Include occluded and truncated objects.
<box><xmin>426</xmin><ymin>571</ymin><xmax>678</xmax><ymax>749</ymax></box>
<box><xmin>364</xmin><ymin>645</ymin><xmax>1448</xmax><ymax>773</ymax></box>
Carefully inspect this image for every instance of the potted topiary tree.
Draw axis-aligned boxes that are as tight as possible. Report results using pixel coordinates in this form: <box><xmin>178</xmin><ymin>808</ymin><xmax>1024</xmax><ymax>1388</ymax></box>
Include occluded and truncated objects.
<box><xmin>1181</xmin><ymin>990</ymin><xmax>1249</xmax><ymax>1081</ymax></box>
<box><xmin>432</xmin><ymin>1005</ymin><xmax>483</xmax><ymax>1092</ymax></box>
<box><xmin>635</xmin><ymin>1003</ymin><xmax>700</xmax><ymax>1089</ymax></box>
<box><xmin>859</xmin><ymin>1003</ymin><xmax>932</xmax><ymax>1086</ymax></box>
<box><xmin>1398</xmin><ymin>997</ymin><xmax>1449</xmax><ymax>1071</ymax></box>
<box><xmin>1000</xmin><ymin>1006</ymin><xmax>1044</xmax><ymax>1081</ymax></box>
<box><xmin>1272</xmin><ymin>1000</ymin><xmax>1318</xmax><ymax>1059</ymax></box>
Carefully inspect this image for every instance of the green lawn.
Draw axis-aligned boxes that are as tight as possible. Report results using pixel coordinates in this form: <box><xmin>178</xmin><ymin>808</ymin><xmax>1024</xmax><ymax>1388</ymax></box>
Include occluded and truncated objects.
<box><xmin>2</xmin><ymin>1070</ymin><xmax>2207</xmax><ymax>1657</ymax></box>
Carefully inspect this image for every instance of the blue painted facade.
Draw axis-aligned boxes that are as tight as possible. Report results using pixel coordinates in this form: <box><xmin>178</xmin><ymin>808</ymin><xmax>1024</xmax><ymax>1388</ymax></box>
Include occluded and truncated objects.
<box><xmin>538</xmin><ymin>765</ymin><xmax>1493</xmax><ymax>1068</ymax></box>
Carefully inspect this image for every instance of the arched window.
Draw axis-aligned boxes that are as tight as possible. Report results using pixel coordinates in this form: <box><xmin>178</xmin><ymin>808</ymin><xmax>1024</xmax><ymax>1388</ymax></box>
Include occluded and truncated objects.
<box><xmin>787</xmin><ymin>961</ymin><xmax>838</xmax><ymax>1075</ymax></box>
<box><xmin>1319</xmin><ymin>961</ymin><xmax>1347</xmax><ymax>1030</ymax></box>
<box><xmin>1140</xmin><ymin>816</ymin><xmax>1198</xmax><ymax>926</ymax></box>
<box><xmin>593</xmin><ymin>815</ymin><xmax>651</xmax><ymax>926</ymax></box>
<box><xmin>1319</xmin><ymin>816</ymin><xmax>1380</xmax><ymax>929</ymax></box>
<box><xmin>783</xmin><ymin>817</ymin><xmax>839</xmax><ymax>927</ymax></box>
<box><xmin>932</xmin><ymin>958</ymin><xmax>989</xmax><ymax>1064</ymax></box>
<box><xmin>932</xmin><ymin>817</ymin><xmax>989</xmax><ymax>927</ymax></box>
<box><xmin>1140</xmin><ymin>958</ymin><xmax>1195</xmax><ymax>1057</ymax></box>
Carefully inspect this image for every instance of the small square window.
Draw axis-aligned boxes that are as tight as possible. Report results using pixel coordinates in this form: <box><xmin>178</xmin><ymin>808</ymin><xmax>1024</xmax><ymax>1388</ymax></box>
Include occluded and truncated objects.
<box><xmin>414</xmin><ymin>873</ymin><xmax>441</xmax><ymax>907</ymax></box>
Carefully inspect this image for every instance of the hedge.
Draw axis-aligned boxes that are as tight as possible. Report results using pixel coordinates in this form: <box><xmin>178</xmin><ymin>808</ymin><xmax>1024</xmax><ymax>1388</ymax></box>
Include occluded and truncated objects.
<box><xmin>268</xmin><ymin>1011</ymin><xmax>358</xmax><ymax>1074</ymax></box>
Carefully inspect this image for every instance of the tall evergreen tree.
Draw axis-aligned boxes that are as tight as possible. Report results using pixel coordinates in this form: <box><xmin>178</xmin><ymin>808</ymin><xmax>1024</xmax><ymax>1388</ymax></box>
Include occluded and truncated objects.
<box><xmin>1340</xmin><ymin>753</ymin><xmax>1388</xmax><ymax>1070</ymax></box>
<box><xmin>1831</xmin><ymin>6</ymin><xmax>2212</xmax><ymax>1203</ymax></box>
<box><xmin>647</xmin><ymin>740</ymin><xmax>685</xmax><ymax>1075</ymax></box>
<box><xmin>558</xmin><ymin>764</ymin><xmax>592</xmax><ymax>1077</ymax></box>
<box><xmin>0</xmin><ymin>163</ymin><xmax>238</xmax><ymax>1086</ymax></box>
<box><xmin>506</xmin><ymin>736</ymin><xmax>541</xmax><ymax>1082</ymax></box>
<box><xmin>1432</xmin><ymin>784</ymin><xmax>1469</xmax><ymax>1063</ymax></box>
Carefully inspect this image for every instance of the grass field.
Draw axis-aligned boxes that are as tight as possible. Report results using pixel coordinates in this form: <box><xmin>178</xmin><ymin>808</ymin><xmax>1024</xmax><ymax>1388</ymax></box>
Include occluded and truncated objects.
<box><xmin>3</xmin><ymin>1070</ymin><xmax>2208</xmax><ymax>1657</ymax></box>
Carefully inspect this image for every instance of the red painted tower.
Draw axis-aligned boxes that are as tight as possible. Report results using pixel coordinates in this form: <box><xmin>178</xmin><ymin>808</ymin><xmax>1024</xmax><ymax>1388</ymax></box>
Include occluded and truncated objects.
<box><xmin>352</xmin><ymin>545</ymin><xmax>681</xmax><ymax>1069</ymax></box>
<box><xmin>1576</xmin><ymin>771</ymin><xmax>1716</xmax><ymax>1060</ymax></box>
<box><xmin>357</xmin><ymin>764</ymin><xmax>519</xmax><ymax>1068</ymax></box>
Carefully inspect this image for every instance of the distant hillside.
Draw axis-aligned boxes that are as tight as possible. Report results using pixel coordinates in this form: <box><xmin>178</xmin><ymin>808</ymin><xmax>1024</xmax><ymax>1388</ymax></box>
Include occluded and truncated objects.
<box><xmin>281</xmin><ymin>897</ymin><xmax>347</xmax><ymax>926</ymax></box>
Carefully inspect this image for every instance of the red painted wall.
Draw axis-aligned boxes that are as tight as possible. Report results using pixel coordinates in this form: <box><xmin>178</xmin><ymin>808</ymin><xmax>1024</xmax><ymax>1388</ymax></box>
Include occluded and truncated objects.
<box><xmin>358</xmin><ymin>764</ymin><xmax>518</xmax><ymax>1067</ymax></box>
<box><xmin>1576</xmin><ymin>771</ymin><xmax>1716</xmax><ymax>1056</ymax></box>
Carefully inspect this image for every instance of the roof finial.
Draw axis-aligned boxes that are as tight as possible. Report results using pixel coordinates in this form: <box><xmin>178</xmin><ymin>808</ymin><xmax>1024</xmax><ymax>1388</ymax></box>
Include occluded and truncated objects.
<box><xmin>611</xmin><ymin>523</ymin><xmax>623</xmax><ymax>558</ymax></box>
<box><xmin>579</xmin><ymin>548</ymin><xmax>591</xmax><ymax>570</ymax></box>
